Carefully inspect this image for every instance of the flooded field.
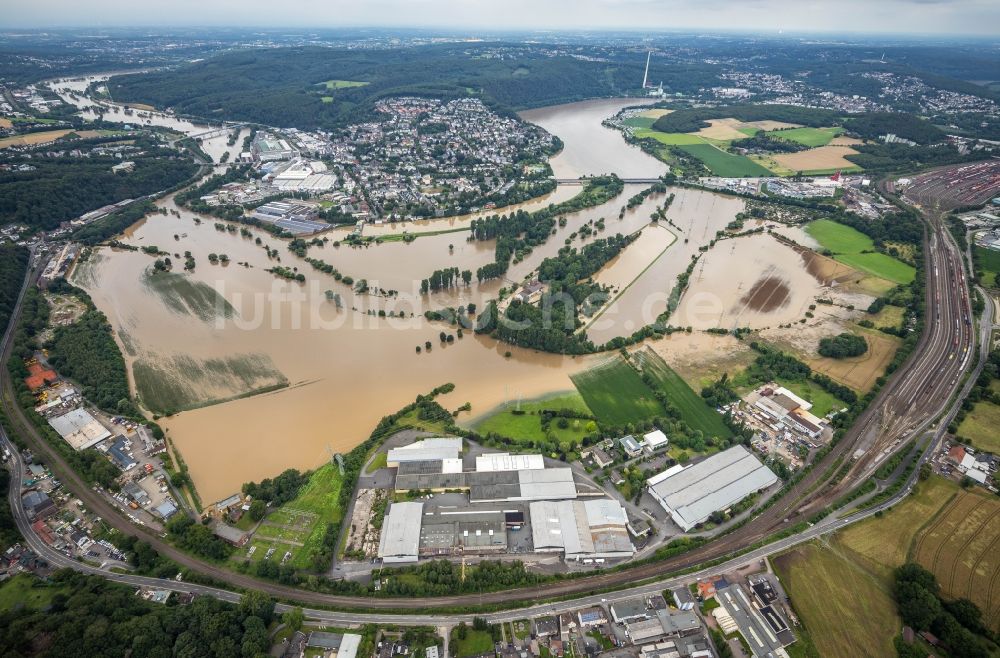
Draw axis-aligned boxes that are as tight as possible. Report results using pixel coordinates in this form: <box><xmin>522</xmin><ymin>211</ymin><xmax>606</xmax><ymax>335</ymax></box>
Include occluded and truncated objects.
<box><xmin>585</xmin><ymin>187</ymin><xmax>746</xmax><ymax>345</ymax></box>
<box><xmin>73</xmin><ymin>191</ymin><xmax>601</xmax><ymax>501</ymax></box>
<box><xmin>65</xmin><ymin>88</ymin><xmax>873</xmax><ymax>503</ymax></box>
<box><xmin>673</xmin><ymin>233</ymin><xmax>825</xmax><ymax>329</ymax></box>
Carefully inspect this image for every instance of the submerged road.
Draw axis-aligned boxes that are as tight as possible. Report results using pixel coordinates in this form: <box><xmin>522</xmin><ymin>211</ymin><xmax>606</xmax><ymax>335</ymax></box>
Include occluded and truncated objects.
<box><xmin>0</xmin><ymin>189</ymin><xmax>983</xmax><ymax>614</ymax></box>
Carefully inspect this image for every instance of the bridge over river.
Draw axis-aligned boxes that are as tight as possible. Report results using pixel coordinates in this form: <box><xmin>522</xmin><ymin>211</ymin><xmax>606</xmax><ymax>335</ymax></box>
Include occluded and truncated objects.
<box><xmin>552</xmin><ymin>177</ymin><xmax>662</xmax><ymax>185</ymax></box>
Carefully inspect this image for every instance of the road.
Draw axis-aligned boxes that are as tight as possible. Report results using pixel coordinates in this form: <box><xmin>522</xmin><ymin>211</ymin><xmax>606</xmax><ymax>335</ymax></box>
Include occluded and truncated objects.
<box><xmin>0</xmin><ymin>187</ymin><xmax>984</xmax><ymax>615</ymax></box>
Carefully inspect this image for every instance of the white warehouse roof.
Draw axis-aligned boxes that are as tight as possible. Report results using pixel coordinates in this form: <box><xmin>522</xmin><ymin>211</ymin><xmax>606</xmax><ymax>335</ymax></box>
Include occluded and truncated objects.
<box><xmin>530</xmin><ymin>498</ymin><xmax>634</xmax><ymax>560</ymax></box>
<box><xmin>518</xmin><ymin>468</ymin><xmax>577</xmax><ymax>500</ymax></box>
<box><xmin>48</xmin><ymin>408</ymin><xmax>112</xmax><ymax>451</ymax></box>
<box><xmin>643</xmin><ymin>429</ymin><xmax>668</xmax><ymax>450</ymax></box>
<box><xmin>647</xmin><ymin>445</ymin><xmax>778</xmax><ymax>531</ymax></box>
<box><xmin>387</xmin><ymin>437</ymin><xmax>462</xmax><ymax>465</ymax></box>
<box><xmin>476</xmin><ymin>453</ymin><xmax>544</xmax><ymax>472</ymax></box>
<box><xmin>377</xmin><ymin>501</ymin><xmax>423</xmax><ymax>562</ymax></box>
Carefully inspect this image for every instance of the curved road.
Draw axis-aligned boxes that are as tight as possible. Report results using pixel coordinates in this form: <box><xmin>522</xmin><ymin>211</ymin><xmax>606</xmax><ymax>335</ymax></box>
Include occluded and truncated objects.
<box><xmin>0</xmin><ymin>192</ymin><xmax>983</xmax><ymax>615</ymax></box>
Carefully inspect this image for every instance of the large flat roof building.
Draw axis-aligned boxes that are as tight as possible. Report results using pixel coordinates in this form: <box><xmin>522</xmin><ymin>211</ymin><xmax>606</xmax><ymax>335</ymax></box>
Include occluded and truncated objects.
<box><xmin>395</xmin><ymin>466</ymin><xmax>582</xmax><ymax>502</ymax></box>
<box><xmin>378</xmin><ymin>501</ymin><xmax>423</xmax><ymax>563</ymax></box>
<box><xmin>530</xmin><ymin>498</ymin><xmax>634</xmax><ymax>560</ymax></box>
<box><xmin>252</xmin><ymin>133</ymin><xmax>299</xmax><ymax>162</ymax></box>
<box><xmin>387</xmin><ymin>437</ymin><xmax>462</xmax><ymax>467</ymax></box>
<box><xmin>48</xmin><ymin>408</ymin><xmax>112</xmax><ymax>451</ymax></box>
<box><xmin>475</xmin><ymin>452</ymin><xmax>544</xmax><ymax>472</ymax></box>
<box><xmin>647</xmin><ymin>445</ymin><xmax>778</xmax><ymax>531</ymax></box>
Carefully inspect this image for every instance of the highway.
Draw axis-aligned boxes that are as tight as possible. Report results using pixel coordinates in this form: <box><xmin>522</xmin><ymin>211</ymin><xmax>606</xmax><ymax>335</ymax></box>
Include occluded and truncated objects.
<box><xmin>0</xmin><ymin>187</ymin><xmax>987</xmax><ymax>617</ymax></box>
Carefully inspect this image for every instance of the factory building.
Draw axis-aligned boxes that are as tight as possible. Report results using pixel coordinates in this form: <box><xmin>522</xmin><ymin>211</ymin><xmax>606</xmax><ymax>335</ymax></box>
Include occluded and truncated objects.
<box><xmin>419</xmin><ymin>512</ymin><xmax>508</xmax><ymax>556</ymax></box>
<box><xmin>268</xmin><ymin>159</ymin><xmax>337</xmax><ymax>192</ymax></box>
<box><xmin>251</xmin><ymin>200</ymin><xmax>327</xmax><ymax>236</ymax></box>
<box><xmin>48</xmin><ymin>408</ymin><xmax>112</xmax><ymax>451</ymax></box>
<box><xmin>251</xmin><ymin>133</ymin><xmax>299</xmax><ymax>162</ymax></box>
<box><xmin>386</xmin><ymin>437</ymin><xmax>462</xmax><ymax>467</ymax></box>
<box><xmin>395</xmin><ymin>466</ymin><xmax>583</xmax><ymax>502</ymax></box>
<box><xmin>475</xmin><ymin>452</ymin><xmax>544</xmax><ymax>472</ymax></box>
<box><xmin>647</xmin><ymin>445</ymin><xmax>778</xmax><ymax>532</ymax></box>
<box><xmin>377</xmin><ymin>501</ymin><xmax>424</xmax><ymax>563</ymax></box>
<box><xmin>752</xmin><ymin>385</ymin><xmax>826</xmax><ymax>440</ymax></box>
<box><xmin>530</xmin><ymin>498</ymin><xmax>635</xmax><ymax>560</ymax></box>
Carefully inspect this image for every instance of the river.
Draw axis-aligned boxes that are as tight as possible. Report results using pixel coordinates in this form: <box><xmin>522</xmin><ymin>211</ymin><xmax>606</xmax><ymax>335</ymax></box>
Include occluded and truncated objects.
<box><xmin>69</xmin><ymin>93</ymin><xmax>742</xmax><ymax>503</ymax></box>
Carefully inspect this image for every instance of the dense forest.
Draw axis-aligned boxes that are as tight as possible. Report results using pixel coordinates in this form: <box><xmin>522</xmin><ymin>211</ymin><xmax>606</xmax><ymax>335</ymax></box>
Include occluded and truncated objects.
<box><xmin>893</xmin><ymin>563</ymin><xmax>997</xmax><ymax>658</ymax></box>
<box><xmin>0</xmin><ymin>571</ymin><xmax>276</xmax><ymax>658</ymax></box>
<box><xmin>651</xmin><ymin>105</ymin><xmax>842</xmax><ymax>133</ymax></box>
<box><xmin>108</xmin><ymin>44</ymin><xmax>715</xmax><ymax>130</ymax></box>
<box><xmin>0</xmin><ymin>137</ymin><xmax>198</xmax><ymax>231</ymax></box>
<box><xmin>476</xmin><ymin>233</ymin><xmax>634</xmax><ymax>354</ymax></box>
<box><xmin>43</xmin><ymin>281</ymin><xmax>135</xmax><ymax>415</ymax></box>
<box><xmin>818</xmin><ymin>333</ymin><xmax>869</xmax><ymax>359</ymax></box>
<box><xmin>0</xmin><ymin>243</ymin><xmax>29</xmax><ymax>336</ymax></box>
<box><xmin>844</xmin><ymin>112</ymin><xmax>945</xmax><ymax>144</ymax></box>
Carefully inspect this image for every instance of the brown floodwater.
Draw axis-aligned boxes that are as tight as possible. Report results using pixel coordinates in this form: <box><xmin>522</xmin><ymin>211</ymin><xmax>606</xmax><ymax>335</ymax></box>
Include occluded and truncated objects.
<box><xmin>740</xmin><ymin>276</ymin><xmax>791</xmax><ymax>312</ymax></box>
<box><xmin>520</xmin><ymin>98</ymin><xmax>668</xmax><ymax>180</ymax></box>
<box><xmin>584</xmin><ymin>187</ymin><xmax>746</xmax><ymax>345</ymax></box>
<box><xmin>672</xmin><ymin>232</ymin><xmax>826</xmax><ymax>330</ymax></box>
<box><xmin>70</xmin><ymin>94</ymin><xmax>747</xmax><ymax>503</ymax></box>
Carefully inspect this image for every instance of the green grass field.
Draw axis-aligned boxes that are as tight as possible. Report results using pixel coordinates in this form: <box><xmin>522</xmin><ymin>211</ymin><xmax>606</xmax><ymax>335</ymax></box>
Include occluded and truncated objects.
<box><xmin>322</xmin><ymin>79</ymin><xmax>369</xmax><ymax>89</ymax></box>
<box><xmin>781</xmin><ymin>378</ymin><xmax>848</xmax><ymax>418</ymax></box>
<box><xmin>366</xmin><ymin>451</ymin><xmax>388</xmax><ymax>473</ymax></box>
<box><xmin>638</xmin><ymin>351</ymin><xmax>732</xmax><ymax>438</ymax></box>
<box><xmin>452</xmin><ymin>629</ymin><xmax>495</xmax><ymax>657</ymax></box>
<box><xmin>624</xmin><ymin>116</ymin><xmax>656</xmax><ymax>130</ymax></box>
<box><xmin>806</xmin><ymin>219</ymin><xmax>915</xmax><ymax>284</ymax></box>
<box><xmin>0</xmin><ymin>574</ymin><xmax>59</xmax><ymax>612</ymax></box>
<box><xmin>473</xmin><ymin>393</ymin><xmax>596</xmax><ymax>445</ymax></box>
<box><xmin>974</xmin><ymin>245</ymin><xmax>1000</xmax><ymax>286</ymax></box>
<box><xmin>678</xmin><ymin>143</ymin><xmax>773</xmax><ymax>177</ymax></box>
<box><xmin>774</xmin><ymin>542</ymin><xmax>899</xmax><ymax>658</ymax></box>
<box><xmin>633</xmin><ymin>128</ymin><xmax>708</xmax><ymax>145</ymax></box>
<box><xmin>956</xmin><ymin>400</ymin><xmax>1000</xmax><ymax>454</ymax></box>
<box><xmin>238</xmin><ymin>463</ymin><xmax>344</xmax><ymax>570</ymax></box>
<box><xmin>836</xmin><ymin>476</ymin><xmax>958</xmax><ymax>579</ymax></box>
<box><xmin>571</xmin><ymin>357</ymin><xmax>665</xmax><ymax>426</ymax></box>
<box><xmin>766</xmin><ymin>126</ymin><xmax>844</xmax><ymax>147</ymax></box>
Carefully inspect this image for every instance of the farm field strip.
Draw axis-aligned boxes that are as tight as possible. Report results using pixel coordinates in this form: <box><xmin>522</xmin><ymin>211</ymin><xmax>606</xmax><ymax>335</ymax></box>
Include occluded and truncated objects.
<box><xmin>806</xmin><ymin>219</ymin><xmax>915</xmax><ymax>284</ymax></box>
<box><xmin>912</xmin><ymin>490</ymin><xmax>1000</xmax><ymax>630</ymax></box>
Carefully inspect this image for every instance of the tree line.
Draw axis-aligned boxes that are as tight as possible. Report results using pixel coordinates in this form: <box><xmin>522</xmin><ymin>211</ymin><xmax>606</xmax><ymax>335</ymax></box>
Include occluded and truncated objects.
<box><xmin>0</xmin><ymin>570</ymin><xmax>277</xmax><ymax>658</ymax></box>
<box><xmin>0</xmin><ymin>137</ymin><xmax>197</xmax><ymax>231</ymax></box>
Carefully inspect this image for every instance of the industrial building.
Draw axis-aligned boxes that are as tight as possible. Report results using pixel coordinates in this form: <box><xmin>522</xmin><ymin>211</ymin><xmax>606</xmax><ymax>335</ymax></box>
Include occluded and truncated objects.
<box><xmin>419</xmin><ymin>512</ymin><xmax>508</xmax><ymax>556</ymax></box>
<box><xmin>715</xmin><ymin>584</ymin><xmax>795</xmax><ymax>654</ymax></box>
<box><xmin>475</xmin><ymin>452</ymin><xmax>544</xmax><ymax>472</ymax></box>
<box><xmin>386</xmin><ymin>437</ymin><xmax>462</xmax><ymax>467</ymax></box>
<box><xmin>643</xmin><ymin>429</ymin><xmax>669</xmax><ymax>452</ymax></box>
<box><xmin>530</xmin><ymin>498</ymin><xmax>635</xmax><ymax>560</ymax></box>
<box><xmin>751</xmin><ymin>385</ymin><xmax>827</xmax><ymax>440</ymax></box>
<box><xmin>395</xmin><ymin>466</ymin><xmax>583</xmax><ymax>502</ymax></box>
<box><xmin>268</xmin><ymin>159</ymin><xmax>338</xmax><ymax>192</ymax></box>
<box><xmin>625</xmin><ymin>609</ymin><xmax>702</xmax><ymax>644</ymax></box>
<box><xmin>647</xmin><ymin>445</ymin><xmax>778</xmax><ymax>531</ymax></box>
<box><xmin>48</xmin><ymin>408</ymin><xmax>112</xmax><ymax>451</ymax></box>
<box><xmin>305</xmin><ymin>632</ymin><xmax>362</xmax><ymax>658</ymax></box>
<box><xmin>377</xmin><ymin>501</ymin><xmax>424</xmax><ymax>563</ymax></box>
<box><xmin>251</xmin><ymin>133</ymin><xmax>299</xmax><ymax>162</ymax></box>
<box><xmin>251</xmin><ymin>200</ymin><xmax>327</xmax><ymax>235</ymax></box>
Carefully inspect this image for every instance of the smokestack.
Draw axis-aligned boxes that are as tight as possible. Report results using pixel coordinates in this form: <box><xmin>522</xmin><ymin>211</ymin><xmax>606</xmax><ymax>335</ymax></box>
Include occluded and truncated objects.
<box><xmin>643</xmin><ymin>51</ymin><xmax>651</xmax><ymax>89</ymax></box>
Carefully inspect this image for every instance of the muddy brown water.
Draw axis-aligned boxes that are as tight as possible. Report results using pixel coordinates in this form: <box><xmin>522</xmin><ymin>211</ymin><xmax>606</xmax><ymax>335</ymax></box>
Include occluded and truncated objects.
<box><xmin>740</xmin><ymin>276</ymin><xmax>791</xmax><ymax>312</ymax></box>
<box><xmin>71</xmin><ymin>95</ymin><xmax>758</xmax><ymax>502</ymax></box>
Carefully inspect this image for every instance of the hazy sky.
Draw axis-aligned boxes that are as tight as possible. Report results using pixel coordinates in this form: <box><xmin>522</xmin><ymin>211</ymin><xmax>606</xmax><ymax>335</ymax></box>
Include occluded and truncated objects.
<box><xmin>3</xmin><ymin>0</ymin><xmax>999</xmax><ymax>36</ymax></box>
